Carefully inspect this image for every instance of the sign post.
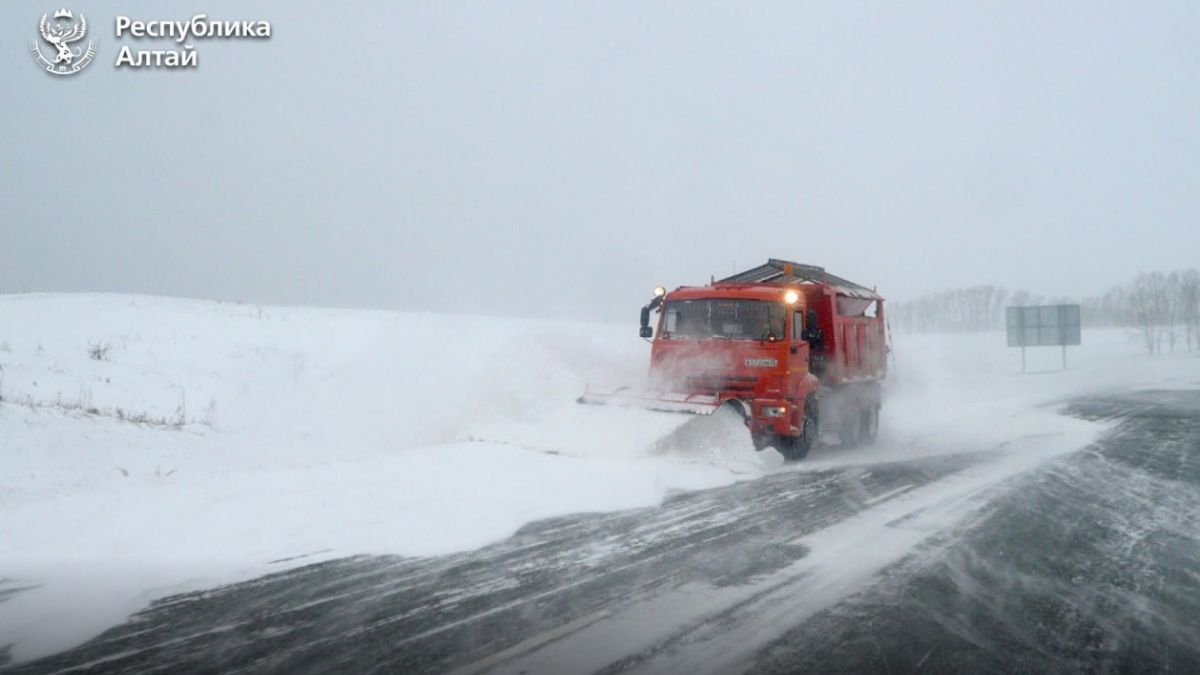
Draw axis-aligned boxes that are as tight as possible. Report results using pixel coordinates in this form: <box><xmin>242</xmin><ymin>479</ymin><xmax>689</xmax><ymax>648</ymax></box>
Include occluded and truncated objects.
<box><xmin>1006</xmin><ymin>304</ymin><xmax>1081</xmax><ymax>372</ymax></box>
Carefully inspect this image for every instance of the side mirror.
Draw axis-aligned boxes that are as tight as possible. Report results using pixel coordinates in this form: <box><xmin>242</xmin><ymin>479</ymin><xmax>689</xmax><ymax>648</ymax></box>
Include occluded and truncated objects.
<box><xmin>639</xmin><ymin>326</ymin><xmax>653</xmax><ymax>338</ymax></box>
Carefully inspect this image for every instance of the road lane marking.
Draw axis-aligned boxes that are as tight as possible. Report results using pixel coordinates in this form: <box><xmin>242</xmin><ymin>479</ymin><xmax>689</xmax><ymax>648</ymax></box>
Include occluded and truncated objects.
<box><xmin>864</xmin><ymin>483</ymin><xmax>916</xmax><ymax>506</ymax></box>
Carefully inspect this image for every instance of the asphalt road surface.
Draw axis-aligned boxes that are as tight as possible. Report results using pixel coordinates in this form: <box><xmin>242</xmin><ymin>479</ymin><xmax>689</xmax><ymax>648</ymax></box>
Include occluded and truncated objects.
<box><xmin>4</xmin><ymin>390</ymin><xmax>1199</xmax><ymax>674</ymax></box>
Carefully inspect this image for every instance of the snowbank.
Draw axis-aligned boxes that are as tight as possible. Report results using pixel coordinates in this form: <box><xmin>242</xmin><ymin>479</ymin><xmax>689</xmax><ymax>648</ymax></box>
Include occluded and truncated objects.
<box><xmin>0</xmin><ymin>295</ymin><xmax>737</xmax><ymax>659</ymax></box>
<box><xmin>1</xmin><ymin>293</ymin><xmax>1197</xmax><ymax>660</ymax></box>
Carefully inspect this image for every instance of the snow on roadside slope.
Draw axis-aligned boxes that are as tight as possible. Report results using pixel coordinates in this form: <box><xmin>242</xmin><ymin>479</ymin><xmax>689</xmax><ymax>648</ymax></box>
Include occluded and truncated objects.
<box><xmin>2</xmin><ymin>293</ymin><xmax>1198</xmax><ymax>660</ymax></box>
<box><xmin>0</xmin><ymin>294</ymin><xmax>736</xmax><ymax>660</ymax></box>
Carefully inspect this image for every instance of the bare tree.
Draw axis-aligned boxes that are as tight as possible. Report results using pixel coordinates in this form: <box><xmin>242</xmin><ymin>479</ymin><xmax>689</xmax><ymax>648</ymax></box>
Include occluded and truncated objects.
<box><xmin>891</xmin><ymin>285</ymin><xmax>1013</xmax><ymax>332</ymax></box>
<box><xmin>1129</xmin><ymin>272</ymin><xmax>1171</xmax><ymax>354</ymax></box>
<box><xmin>1165</xmin><ymin>271</ymin><xmax>1183</xmax><ymax>352</ymax></box>
<box><xmin>1179</xmin><ymin>269</ymin><xmax>1200</xmax><ymax>352</ymax></box>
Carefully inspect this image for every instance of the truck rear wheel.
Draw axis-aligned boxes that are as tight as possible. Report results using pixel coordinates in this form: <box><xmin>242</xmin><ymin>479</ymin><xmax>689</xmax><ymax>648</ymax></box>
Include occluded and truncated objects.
<box><xmin>860</xmin><ymin>405</ymin><xmax>879</xmax><ymax>445</ymax></box>
<box><xmin>776</xmin><ymin>395</ymin><xmax>818</xmax><ymax>461</ymax></box>
<box><xmin>840</xmin><ymin>401</ymin><xmax>862</xmax><ymax>447</ymax></box>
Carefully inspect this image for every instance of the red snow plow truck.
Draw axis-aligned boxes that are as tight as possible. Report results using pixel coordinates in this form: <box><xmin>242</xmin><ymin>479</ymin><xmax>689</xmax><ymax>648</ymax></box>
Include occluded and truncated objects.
<box><xmin>581</xmin><ymin>259</ymin><xmax>888</xmax><ymax>460</ymax></box>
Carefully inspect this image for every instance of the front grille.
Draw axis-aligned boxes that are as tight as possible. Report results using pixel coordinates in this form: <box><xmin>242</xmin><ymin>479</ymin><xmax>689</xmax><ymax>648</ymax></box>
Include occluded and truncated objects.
<box><xmin>685</xmin><ymin>375</ymin><xmax>758</xmax><ymax>394</ymax></box>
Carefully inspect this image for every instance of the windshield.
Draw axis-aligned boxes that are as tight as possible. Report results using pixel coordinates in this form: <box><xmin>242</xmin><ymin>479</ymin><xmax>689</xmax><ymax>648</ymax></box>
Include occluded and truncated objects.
<box><xmin>662</xmin><ymin>299</ymin><xmax>786</xmax><ymax>340</ymax></box>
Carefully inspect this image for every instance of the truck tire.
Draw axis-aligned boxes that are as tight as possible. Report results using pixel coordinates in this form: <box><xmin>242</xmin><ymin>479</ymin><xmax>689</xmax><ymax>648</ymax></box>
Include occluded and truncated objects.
<box><xmin>776</xmin><ymin>394</ymin><xmax>818</xmax><ymax>461</ymax></box>
<box><xmin>840</xmin><ymin>401</ymin><xmax>861</xmax><ymax>447</ymax></box>
<box><xmin>860</xmin><ymin>405</ymin><xmax>879</xmax><ymax>445</ymax></box>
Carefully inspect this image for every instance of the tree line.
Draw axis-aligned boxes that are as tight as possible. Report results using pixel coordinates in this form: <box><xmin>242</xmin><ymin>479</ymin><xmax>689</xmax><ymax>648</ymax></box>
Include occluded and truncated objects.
<box><xmin>888</xmin><ymin>269</ymin><xmax>1200</xmax><ymax>355</ymax></box>
<box><xmin>889</xmin><ymin>285</ymin><xmax>1070</xmax><ymax>333</ymax></box>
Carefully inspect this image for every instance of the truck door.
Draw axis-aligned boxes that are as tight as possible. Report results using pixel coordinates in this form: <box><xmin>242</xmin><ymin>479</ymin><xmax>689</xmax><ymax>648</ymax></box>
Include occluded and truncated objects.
<box><xmin>787</xmin><ymin>308</ymin><xmax>810</xmax><ymax>399</ymax></box>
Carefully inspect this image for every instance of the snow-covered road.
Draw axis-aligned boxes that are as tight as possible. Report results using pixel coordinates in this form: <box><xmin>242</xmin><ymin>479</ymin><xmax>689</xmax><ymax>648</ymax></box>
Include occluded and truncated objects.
<box><xmin>7</xmin><ymin>389</ymin><xmax>1200</xmax><ymax>674</ymax></box>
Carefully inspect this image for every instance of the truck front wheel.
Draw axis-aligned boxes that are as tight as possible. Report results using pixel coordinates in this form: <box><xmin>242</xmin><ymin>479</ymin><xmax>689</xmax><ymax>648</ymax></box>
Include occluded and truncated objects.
<box><xmin>776</xmin><ymin>395</ymin><xmax>819</xmax><ymax>461</ymax></box>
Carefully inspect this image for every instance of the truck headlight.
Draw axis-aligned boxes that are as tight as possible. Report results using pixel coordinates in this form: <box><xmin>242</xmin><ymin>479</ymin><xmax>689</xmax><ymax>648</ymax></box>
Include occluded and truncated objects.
<box><xmin>762</xmin><ymin>405</ymin><xmax>788</xmax><ymax>417</ymax></box>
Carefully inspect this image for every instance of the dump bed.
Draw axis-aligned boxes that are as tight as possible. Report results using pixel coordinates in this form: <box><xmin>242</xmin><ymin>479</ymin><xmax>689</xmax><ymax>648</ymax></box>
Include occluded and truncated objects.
<box><xmin>719</xmin><ymin>259</ymin><xmax>887</xmax><ymax>385</ymax></box>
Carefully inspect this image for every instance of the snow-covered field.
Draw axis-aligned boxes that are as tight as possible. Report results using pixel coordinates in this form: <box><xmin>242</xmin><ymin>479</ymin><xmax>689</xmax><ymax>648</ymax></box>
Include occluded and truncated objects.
<box><xmin>1</xmin><ymin>294</ymin><xmax>1198</xmax><ymax>661</ymax></box>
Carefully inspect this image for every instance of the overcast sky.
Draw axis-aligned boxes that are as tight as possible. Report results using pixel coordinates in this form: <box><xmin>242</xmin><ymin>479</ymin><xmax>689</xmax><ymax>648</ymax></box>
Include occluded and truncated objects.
<box><xmin>3</xmin><ymin>1</ymin><xmax>1197</xmax><ymax>321</ymax></box>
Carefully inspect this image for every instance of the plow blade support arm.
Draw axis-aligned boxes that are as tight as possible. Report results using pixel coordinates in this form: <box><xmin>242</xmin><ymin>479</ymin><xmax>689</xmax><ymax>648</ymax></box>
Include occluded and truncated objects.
<box><xmin>577</xmin><ymin>386</ymin><xmax>722</xmax><ymax>416</ymax></box>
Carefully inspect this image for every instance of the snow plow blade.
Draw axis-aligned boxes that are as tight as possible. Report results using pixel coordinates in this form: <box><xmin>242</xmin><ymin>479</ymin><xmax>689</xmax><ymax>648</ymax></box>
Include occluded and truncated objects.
<box><xmin>577</xmin><ymin>386</ymin><xmax>722</xmax><ymax>416</ymax></box>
